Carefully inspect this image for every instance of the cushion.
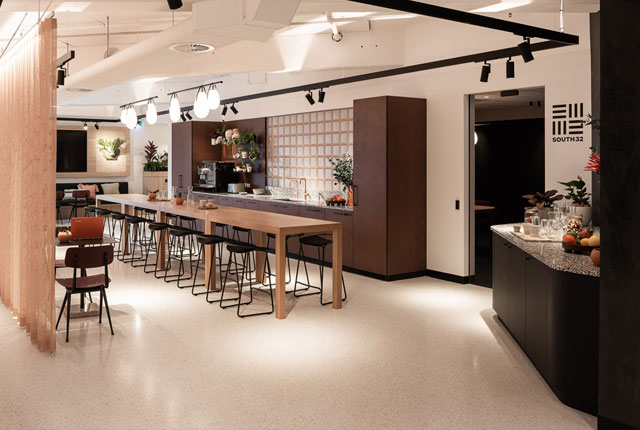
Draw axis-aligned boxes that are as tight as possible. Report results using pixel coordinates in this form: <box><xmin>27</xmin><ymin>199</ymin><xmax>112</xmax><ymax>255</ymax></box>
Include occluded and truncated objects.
<box><xmin>101</xmin><ymin>183</ymin><xmax>120</xmax><ymax>194</ymax></box>
<box><xmin>63</xmin><ymin>189</ymin><xmax>78</xmax><ymax>200</ymax></box>
<box><xmin>78</xmin><ymin>184</ymin><xmax>99</xmax><ymax>199</ymax></box>
<box><xmin>56</xmin><ymin>190</ymin><xmax>64</xmax><ymax>200</ymax></box>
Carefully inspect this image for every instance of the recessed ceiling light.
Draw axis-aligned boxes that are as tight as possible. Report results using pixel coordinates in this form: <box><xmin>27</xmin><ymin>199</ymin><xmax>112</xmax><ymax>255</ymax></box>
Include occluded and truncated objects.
<box><xmin>471</xmin><ymin>2</ymin><xmax>530</xmax><ymax>13</ymax></box>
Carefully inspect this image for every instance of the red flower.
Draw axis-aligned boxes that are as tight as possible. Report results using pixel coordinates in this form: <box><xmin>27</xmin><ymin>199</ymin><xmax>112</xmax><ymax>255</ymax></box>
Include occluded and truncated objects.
<box><xmin>585</xmin><ymin>151</ymin><xmax>600</xmax><ymax>174</ymax></box>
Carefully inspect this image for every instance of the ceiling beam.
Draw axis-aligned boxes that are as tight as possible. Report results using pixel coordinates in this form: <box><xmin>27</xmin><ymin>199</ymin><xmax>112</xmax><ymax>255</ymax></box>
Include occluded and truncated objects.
<box><xmin>347</xmin><ymin>0</ymin><xmax>579</xmax><ymax>45</ymax></box>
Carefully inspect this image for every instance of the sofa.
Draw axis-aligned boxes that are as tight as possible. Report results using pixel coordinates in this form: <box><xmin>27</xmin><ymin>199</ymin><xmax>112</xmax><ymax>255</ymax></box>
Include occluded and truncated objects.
<box><xmin>56</xmin><ymin>182</ymin><xmax>128</xmax><ymax>220</ymax></box>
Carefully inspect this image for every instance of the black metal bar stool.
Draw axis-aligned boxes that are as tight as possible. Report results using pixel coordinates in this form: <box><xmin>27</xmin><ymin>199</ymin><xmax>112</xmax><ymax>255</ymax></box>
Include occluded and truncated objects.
<box><xmin>84</xmin><ymin>206</ymin><xmax>97</xmax><ymax>217</ymax></box>
<box><xmin>231</xmin><ymin>226</ymin><xmax>255</xmax><ymax>278</ymax></box>
<box><xmin>191</xmin><ymin>233</ymin><xmax>225</xmax><ymax>297</ymax></box>
<box><xmin>95</xmin><ymin>208</ymin><xmax>113</xmax><ymax>237</ymax></box>
<box><xmin>219</xmin><ymin>242</ymin><xmax>274</xmax><ymax>317</ymax></box>
<box><xmin>140</xmin><ymin>209</ymin><xmax>157</xmax><ymax>245</ymax></box>
<box><xmin>294</xmin><ymin>234</ymin><xmax>347</xmax><ymax>306</ymax></box>
<box><xmin>143</xmin><ymin>222</ymin><xmax>170</xmax><ymax>277</ymax></box>
<box><xmin>122</xmin><ymin>215</ymin><xmax>147</xmax><ymax>266</ymax></box>
<box><xmin>110</xmin><ymin>212</ymin><xmax>127</xmax><ymax>258</ymax></box>
<box><xmin>265</xmin><ymin>233</ymin><xmax>302</xmax><ymax>284</ymax></box>
<box><xmin>165</xmin><ymin>213</ymin><xmax>179</xmax><ymax>226</ymax></box>
<box><xmin>164</xmin><ymin>226</ymin><xmax>195</xmax><ymax>285</ymax></box>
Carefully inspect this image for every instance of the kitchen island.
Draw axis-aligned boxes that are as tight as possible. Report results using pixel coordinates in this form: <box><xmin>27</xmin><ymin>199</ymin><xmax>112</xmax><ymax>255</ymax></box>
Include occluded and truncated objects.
<box><xmin>491</xmin><ymin>224</ymin><xmax>599</xmax><ymax>415</ymax></box>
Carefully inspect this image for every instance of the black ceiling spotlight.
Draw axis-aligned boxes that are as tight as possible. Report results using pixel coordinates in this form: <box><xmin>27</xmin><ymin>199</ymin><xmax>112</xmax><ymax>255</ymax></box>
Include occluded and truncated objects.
<box><xmin>185</xmin><ymin>111</ymin><xmax>193</xmax><ymax>121</ymax></box>
<box><xmin>221</xmin><ymin>105</ymin><xmax>228</xmax><ymax>117</ymax></box>
<box><xmin>230</xmin><ymin>104</ymin><xmax>238</xmax><ymax>115</ymax></box>
<box><xmin>57</xmin><ymin>68</ymin><xmax>66</xmax><ymax>87</ymax></box>
<box><xmin>318</xmin><ymin>89</ymin><xmax>326</xmax><ymax>103</ymax></box>
<box><xmin>518</xmin><ymin>37</ymin><xmax>535</xmax><ymax>63</ymax></box>
<box><xmin>480</xmin><ymin>61</ymin><xmax>491</xmax><ymax>83</ymax></box>
<box><xmin>83</xmin><ymin>122</ymin><xmax>88</xmax><ymax>130</ymax></box>
<box><xmin>506</xmin><ymin>57</ymin><xmax>515</xmax><ymax>78</ymax></box>
<box><xmin>305</xmin><ymin>91</ymin><xmax>315</xmax><ymax>105</ymax></box>
<box><xmin>94</xmin><ymin>123</ymin><xmax>100</xmax><ymax>130</ymax></box>
<box><xmin>180</xmin><ymin>112</ymin><xmax>187</xmax><ymax>122</ymax></box>
<box><xmin>167</xmin><ymin>0</ymin><xmax>183</xmax><ymax>10</ymax></box>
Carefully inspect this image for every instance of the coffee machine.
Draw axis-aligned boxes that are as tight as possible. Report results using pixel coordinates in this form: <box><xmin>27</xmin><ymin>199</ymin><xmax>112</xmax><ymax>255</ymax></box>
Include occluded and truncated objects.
<box><xmin>197</xmin><ymin>161</ymin><xmax>236</xmax><ymax>192</ymax></box>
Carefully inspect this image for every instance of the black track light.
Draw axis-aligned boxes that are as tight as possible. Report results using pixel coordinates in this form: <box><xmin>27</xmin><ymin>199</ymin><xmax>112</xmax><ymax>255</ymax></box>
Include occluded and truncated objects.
<box><xmin>318</xmin><ymin>89</ymin><xmax>326</xmax><ymax>103</ymax></box>
<box><xmin>94</xmin><ymin>123</ymin><xmax>100</xmax><ymax>130</ymax></box>
<box><xmin>518</xmin><ymin>37</ymin><xmax>534</xmax><ymax>63</ymax></box>
<box><xmin>180</xmin><ymin>112</ymin><xmax>187</xmax><ymax>122</ymax></box>
<box><xmin>167</xmin><ymin>0</ymin><xmax>183</xmax><ymax>10</ymax></box>
<box><xmin>57</xmin><ymin>68</ymin><xmax>65</xmax><ymax>86</ymax></box>
<box><xmin>83</xmin><ymin>122</ymin><xmax>88</xmax><ymax>130</ymax></box>
<box><xmin>480</xmin><ymin>61</ymin><xmax>491</xmax><ymax>83</ymax></box>
<box><xmin>230</xmin><ymin>104</ymin><xmax>238</xmax><ymax>115</ymax></box>
<box><xmin>305</xmin><ymin>91</ymin><xmax>315</xmax><ymax>105</ymax></box>
<box><xmin>221</xmin><ymin>105</ymin><xmax>228</xmax><ymax>117</ymax></box>
<box><xmin>185</xmin><ymin>111</ymin><xmax>192</xmax><ymax>121</ymax></box>
<box><xmin>506</xmin><ymin>57</ymin><xmax>515</xmax><ymax>79</ymax></box>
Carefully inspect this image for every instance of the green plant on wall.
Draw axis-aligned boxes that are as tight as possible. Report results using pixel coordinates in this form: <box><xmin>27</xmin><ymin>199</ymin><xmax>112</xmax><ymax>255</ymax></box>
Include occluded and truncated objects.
<box><xmin>327</xmin><ymin>154</ymin><xmax>353</xmax><ymax>191</ymax></box>
<box><xmin>237</xmin><ymin>130</ymin><xmax>260</xmax><ymax>164</ymax></box>
<box><xmin>98</xmin><ymin>137</ymin><xmax>126</xmax><ymax>160</ymax></box>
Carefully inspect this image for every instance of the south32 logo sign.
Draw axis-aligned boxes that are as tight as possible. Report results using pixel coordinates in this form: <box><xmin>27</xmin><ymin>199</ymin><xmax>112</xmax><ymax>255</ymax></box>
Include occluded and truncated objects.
<box><xmin>552</xmin><ymin>102</ymin><xmax>585</xmax><ymax>143</ymax></box>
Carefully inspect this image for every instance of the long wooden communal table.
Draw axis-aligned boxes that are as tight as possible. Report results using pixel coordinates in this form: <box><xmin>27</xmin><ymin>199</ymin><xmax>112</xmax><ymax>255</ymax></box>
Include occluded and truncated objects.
<box><xmin>96</xmin><ymin>194</ymin><xmax>343</xmax><ymax>319</ymax></box>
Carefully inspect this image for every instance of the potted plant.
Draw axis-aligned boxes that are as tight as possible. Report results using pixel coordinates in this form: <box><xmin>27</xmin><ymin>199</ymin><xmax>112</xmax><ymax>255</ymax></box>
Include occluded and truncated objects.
<box><xmin>328</xmin><ymin>154</ymin><xmax>354</xmax><ymax>206</ymax></box>
<box><xmin>559</xmin><ymin>176</ymin><xmax>592</xmax><ymax>225</ymax></box>
<box><xmin>174</xmin><ymin>192</ymin><xmax>184</xmax><ymax>205</ymax></box>
<box><xmin>148</xmin><ymin>189</ymin><xmax>158</xmax><ymax>200</ymax></box>
<box><xmin>236</xmin><ymin>131</ymin><xmax>260</xmax><ymax>165</ymax></box>
<box><xmin>522</xmin><ymin>190</ymin><xmax>564</xmax><ymax>219</ymax></box>
<box><xmin>98</xmin><ymin>137</ymin><xmax>125</xmax><ymax>160</ymax></box>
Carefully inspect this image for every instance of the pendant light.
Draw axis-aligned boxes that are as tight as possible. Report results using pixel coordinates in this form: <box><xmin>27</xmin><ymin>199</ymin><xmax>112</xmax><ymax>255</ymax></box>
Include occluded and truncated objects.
<box><xmin>126</xmin><ymin>105</ymin><xmax>138</xmax><ymax>129</ymax></box>
<box><xmin>169</xmin><ymin>94</ymin><xmax>180</xmax><ymax>122</ymax></box>
<box><xmin>120</xmin><ymin>107</ymin><xmax>127</xmax><ymax>124</ymax></box>
<box><xmin>207</xmin><ymin>85</ymin><xmax>220</xmax><ymax>110</ymax></box>
<box><xmin>146</xmin><ymin>99</ymin><xmax>158</xmax><ymax>125</ymax></box>
<box><xmin>194</xmin><ymin>87</ymin><xmax>210</xmax><ymax>119</ymax></box>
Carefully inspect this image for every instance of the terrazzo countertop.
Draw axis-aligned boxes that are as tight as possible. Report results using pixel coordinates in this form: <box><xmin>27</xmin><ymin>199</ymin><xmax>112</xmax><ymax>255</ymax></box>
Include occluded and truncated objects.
<box><xmin>491</xmin><ymin>224</ymin><xmax>600</xmax><ymax>278</ymax></box>
<box><xmin>192</xmin><ymin>189</ymin><xmax>354</xmax><ymax>212</ymax></box>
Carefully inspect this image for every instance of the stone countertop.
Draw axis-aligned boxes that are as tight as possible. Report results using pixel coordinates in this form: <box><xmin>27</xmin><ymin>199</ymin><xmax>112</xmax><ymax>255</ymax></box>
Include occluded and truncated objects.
<box><xmin>192</xmin><ymin>189</ymin><xmax>354</xmax><ymax>212</ymax></box>
<box><xmin>491</xmin><ymin>224</ymin><xmax>600</xmax><ymax>278</ymax></box>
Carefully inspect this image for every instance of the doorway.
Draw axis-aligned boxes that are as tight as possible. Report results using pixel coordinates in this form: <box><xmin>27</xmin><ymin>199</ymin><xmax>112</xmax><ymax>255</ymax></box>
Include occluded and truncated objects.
<box><xmin>470</xmin><ymin>87</ymin><xmax>545</xmax><ymax>287</ymax></box>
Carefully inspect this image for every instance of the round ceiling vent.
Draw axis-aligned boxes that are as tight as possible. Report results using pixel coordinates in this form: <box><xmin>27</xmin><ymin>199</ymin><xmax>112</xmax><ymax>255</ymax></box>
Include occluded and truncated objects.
<box><xmin>168</xmin><ymin>43</ymin><xmax>215</xmax><ymax>54</ymax></box>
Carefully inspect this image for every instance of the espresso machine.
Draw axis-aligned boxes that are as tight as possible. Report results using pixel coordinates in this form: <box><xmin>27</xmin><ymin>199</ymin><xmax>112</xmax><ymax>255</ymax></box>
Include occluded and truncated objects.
<box><xmin>197</xmin><ymin>161</ymin><xmax>236</xmax><ymax>192</ymax></box>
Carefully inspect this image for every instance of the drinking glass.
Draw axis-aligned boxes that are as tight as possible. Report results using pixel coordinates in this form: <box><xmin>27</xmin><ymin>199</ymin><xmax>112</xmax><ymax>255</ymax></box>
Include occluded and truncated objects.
<box><xmin>540</xmin><ymin>219</ymin><xmax>551</xmax><ymax>237</ymax></box>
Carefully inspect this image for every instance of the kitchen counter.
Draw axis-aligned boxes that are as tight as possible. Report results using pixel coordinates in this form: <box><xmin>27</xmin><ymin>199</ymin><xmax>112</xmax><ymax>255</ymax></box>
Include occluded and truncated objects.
<box><xmin>490</xmin><ymin>223</ymin><xmax>600</xmax><ymax>278</ymax></box>
<box><xmin>192</xmin><ymin>189</ymin><xmax>354</xmax><ymax>212</ymax></box>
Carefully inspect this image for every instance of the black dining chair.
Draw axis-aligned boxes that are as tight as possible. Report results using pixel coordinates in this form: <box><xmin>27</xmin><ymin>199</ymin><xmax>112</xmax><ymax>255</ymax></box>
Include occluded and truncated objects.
<box><xmin>55</xmin><ymin>245</ymin><xmax>115</xmax><ymax>342</ymax></box>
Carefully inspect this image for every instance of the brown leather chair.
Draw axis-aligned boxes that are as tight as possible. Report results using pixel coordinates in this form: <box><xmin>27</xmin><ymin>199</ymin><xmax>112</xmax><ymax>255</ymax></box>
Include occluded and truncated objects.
<box><xmin>69</xmin><ymin>189</ymin><xmax>90</xmax><ymax>221</ymax></box>
<box><xmin>55</xmin><ymin>245</ymin><xmax>115</xmax><ymax>342</ymax></box>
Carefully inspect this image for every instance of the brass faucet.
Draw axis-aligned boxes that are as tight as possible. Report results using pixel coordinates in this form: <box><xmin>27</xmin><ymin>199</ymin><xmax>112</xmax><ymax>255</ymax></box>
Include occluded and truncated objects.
<box><xmin>299</xmin><ymin>178</ymin><xmax>310</xmax><ymax>201</ymax></box>
<box><xmin>290</xmin><ymin>179</ymin><xmax>300</xmax><ymax>200</ymax></box>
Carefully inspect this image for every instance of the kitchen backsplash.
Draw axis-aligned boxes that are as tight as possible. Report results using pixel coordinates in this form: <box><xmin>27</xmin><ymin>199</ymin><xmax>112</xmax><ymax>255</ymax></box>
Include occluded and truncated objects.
<box><xmin>266</xmin><ymin>108</ymin><xmax>353</xmax><ymax>194</ymax></box>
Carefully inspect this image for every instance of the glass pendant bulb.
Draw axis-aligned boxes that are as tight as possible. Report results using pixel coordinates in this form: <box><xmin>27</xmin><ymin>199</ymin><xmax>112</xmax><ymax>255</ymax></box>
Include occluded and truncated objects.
<box><xmin>207</xmin><ymin>85</ymin><xmax>220</xmax><ymax>110</ymax></box>
<box><xmin>194</xmin><ymin>87</ymin><xmax>210</xmax><ymax>119</ymax></box>
<box><xmin>146</xmin><ymin>100</ymin><xmax>157</xmax><ymax>125</ymax></box>
<box><xmin>126</xmin><ymin>106</ymin><xmax>138</xmax><ymax>129</ymax></box>
<box><xmin>169</xmin><ymin>95</ymin><xmax>180</xmax><ymax>123</ymax></box>
<box><xmin>120</xmin><ymin>107</ymin><xmax>127</xmax><ymax>124</ymax></box>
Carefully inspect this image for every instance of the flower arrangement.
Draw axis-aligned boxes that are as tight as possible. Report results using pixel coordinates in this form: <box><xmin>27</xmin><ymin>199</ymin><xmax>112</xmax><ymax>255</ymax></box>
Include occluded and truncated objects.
<box><xmin>585</xmin><ymin>147</ymin><xmax>600</xmax><ymax>174</ymax></box>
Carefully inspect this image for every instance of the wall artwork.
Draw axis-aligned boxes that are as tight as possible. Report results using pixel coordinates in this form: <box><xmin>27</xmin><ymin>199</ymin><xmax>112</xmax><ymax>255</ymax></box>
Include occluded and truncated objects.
<box><xmin>551</xmin><ymin>102</ymin><xmax>586</xmax><ymax>143</ymax></box>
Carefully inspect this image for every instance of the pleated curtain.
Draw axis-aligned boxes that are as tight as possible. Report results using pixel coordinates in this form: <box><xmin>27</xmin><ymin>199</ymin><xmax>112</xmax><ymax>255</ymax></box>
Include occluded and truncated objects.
<box><xmin>0</xmin><ymin>19</ymin><xmax>57</xmax><ymax>352</ymax></box>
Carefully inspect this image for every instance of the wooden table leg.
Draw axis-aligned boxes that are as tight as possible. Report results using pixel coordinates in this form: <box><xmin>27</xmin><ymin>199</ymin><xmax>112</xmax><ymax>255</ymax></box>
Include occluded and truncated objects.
<box><xmin>122</xmin><ymin>203</ymin><xmax>131</xmax><ymax>255</ymax></box>
<box><xmin>156</xmin><ymin>211</ymin><xmax>166</xmax><ymax>270</ymax></box>
<box><xmin>255</xmin><ymin>231</ymin><xmax>267</xmax><ymax>284</ymax></box>
<box><xmin>332</xmin><ymin>225</ymin><xmax>343</xmax><ymax>309</ymax></box>
<box><xmin>205</xmin><ymin>221</ymin><xmax>216</xmax><ymax>291</ymax></box>
<box><xmin>275</xmin><ymin>232</ymin><xmax>287</xmax><ymax>319</ymax></box>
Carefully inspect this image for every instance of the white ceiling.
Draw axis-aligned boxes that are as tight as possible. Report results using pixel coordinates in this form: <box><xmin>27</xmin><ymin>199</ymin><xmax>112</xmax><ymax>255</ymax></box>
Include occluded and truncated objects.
<box><xmin>0</xmin><ymin>0</ymin><xmax>599</xmax><ymax>119</ymax></box>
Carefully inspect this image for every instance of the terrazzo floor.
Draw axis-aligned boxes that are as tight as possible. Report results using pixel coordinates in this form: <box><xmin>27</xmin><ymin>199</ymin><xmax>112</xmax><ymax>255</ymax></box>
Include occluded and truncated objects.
<box><xmin>0</xmin><ymin>249</ymin><xmax>596</xmax><ymax>429</ymax></box>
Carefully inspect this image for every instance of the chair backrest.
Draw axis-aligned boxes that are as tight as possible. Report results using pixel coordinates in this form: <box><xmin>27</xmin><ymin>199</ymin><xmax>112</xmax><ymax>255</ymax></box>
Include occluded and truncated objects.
<box><xmin>72</xmin><ymin>189</ymin><xmax>90</xmax><ymax>199</ymax></box>
<box><xmin>64</xmin><ymin>245</ymin><xmax>114</xmax><ymax>269</ymax></box>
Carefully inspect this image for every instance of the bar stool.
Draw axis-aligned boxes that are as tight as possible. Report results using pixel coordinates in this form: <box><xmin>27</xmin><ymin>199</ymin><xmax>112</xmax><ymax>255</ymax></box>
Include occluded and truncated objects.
<box><xmin>231</xmin><ymin>226</ymin><xmax>255</xmax><ymax>277</ymax></box>
<box><xmin>95</xmin><ymin>208</ymin><xmax>113</xmax><ymax>237</ymax></box>
<box><xmin>143</xmin><ymin>222</ymin><xmax>170</xmax><ymax>277</ymax></box>
<box><xmin>122</xmin><ymin>215</ymin><xmax>147</xmax><ymax>266</ymax></box>
<box><xmin>219</xmin><ymin>242</ymin><xmax>274</xmax><ymax>317</ymax></box>
<box><xmin>110</xmin><ymin>212</ymin><xmax>127</xmax><ymax>258</ymax></box>
<box><xmin>265</xmin><ymin>233</ymin><xmax>302</xmax><ymax>284</ymax></box>
<box><xmin>164</xmin><ymin>226</ymin><xmax>195</xmax><ymax>285</ymax></box>
<box><xmin>84</xmin><ymin>206</ymin><xmax>97</xmax><ymax>217</ymax></box>
<box><xmin>191</xmin><ymin>233</ymin><xmax>225</xmax><ymax>296</ymax></box>
<box><xmin>179</xmin><ymin>215</ymin><xmax>199</xmax><ymax>255</ymax></box>
<box><xmin>140</xmin><ymin>209</ymin><xmax>157</xmax><ymax>245</ymax></box>
<box><xmin>294</xmin><ymin>234</ymin><xmax>347</xmax><ymax>306</ymax></box>
<box><xmin>166</xmin><ymin>213</ymin><xmax>179</xmax><ymax>226</ymax></box>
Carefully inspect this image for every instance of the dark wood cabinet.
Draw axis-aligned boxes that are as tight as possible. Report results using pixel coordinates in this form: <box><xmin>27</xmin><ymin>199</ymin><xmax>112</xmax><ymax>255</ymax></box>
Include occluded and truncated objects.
<box><xmin>231</xmin><ymin>198</ymin><xmax>246</xmax><ymax>209</ymax></box>
<box><xmin>507</xmin><ymin>246</ymin><xmax>527</xmax><ymax>347</ymax></box>
<box><xmin>353</xmin><ymin>96</ymin><xmax>426</xmax><ymax>278</ymax></box>
<box><xmin>217</xmin><ymin>196</ymin><xmax>233</xmax><ymax>207</ymax></box>
<box><xmin>244</xmin><ymin>199</ymin><xmax>260</xmax><ymax>211</ymax></box>
<box><xmin>171</xmin><ymin>122</ymin><xmax>194</xmax><ymax>192</ymax></box>
<box><xmin>324</xmin><ymin>210</ymin><xmax>353</xmax><ymax>268</ymax></box>
<box><xmin>492</xmin><ymin>232</ymin><xmax>598</xmax><ymax>415</ymax></box>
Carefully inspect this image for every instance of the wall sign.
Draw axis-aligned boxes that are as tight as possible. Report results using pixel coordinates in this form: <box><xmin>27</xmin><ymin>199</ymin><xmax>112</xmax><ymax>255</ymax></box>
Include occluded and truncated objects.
<box><xmin>552</xmin><ymin>102</ymin><xmax>585</xmax><ymax>142</ymax></box>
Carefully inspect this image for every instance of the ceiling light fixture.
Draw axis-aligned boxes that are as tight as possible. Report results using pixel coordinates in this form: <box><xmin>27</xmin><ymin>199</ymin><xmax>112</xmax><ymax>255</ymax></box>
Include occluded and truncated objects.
<box><xmin>518</xmin><ymin>37</ymin><xmax>534</xmax><ymax>62</ymax></box>
<box><xmin>305</xmin><ymin>91</ymin><xmax>315</xmax><ymax>105</ymax></box>
<box><xmin>120</xmin><ymin>107</ymin><xmax>127</xmax><ymax>124</ymax></box>
<box><xmin>94</xmin><ymin>123</ymin><xmax>100</xmax><ymax>130</ymax></box>
<box><xmin>57</xmin><ymin>68</ymin><xmax>65</xmax><ymax>87</ymax></box>
<box><xmin>194</xmin><ymin>87</ymin><xmax>210</xmax><ymax>119</ymax></box>
<box><xmin>506</xmin><ymin>57</ymin><xmax>515</xmax><ymax>78</ymax></box>
<box><xmin>146</xmin><ymin>99</ymin><xmax>158</xmax><ymax>125</ymax></box>
<box><xmin>126</xmin><ymin>106</ymin><xmax>138</xmax><ymax>129</ymax></box>
<box><xmin>83</xmin><ymin>122</ymin><xmax>88</xmax><ymax>131</ymax></box>
<box><xmin>230</xmin><ymin>104</ymin><xmax>238</xmax><ymax>115</ymax></box>
<box><xmin>169</xmin><ymin>94</ymin><xmax>181</xmax><ymax>123</ymax></box>
<box><xmin>180</xmin><ymin>112</ymin><xmax>187</xmax><ymax>122</ymax></box>
<box><xmin>318</xmin><ymin>89</ymin><xmax>326</xmax><ymax>103</ymax></box>
<box><xmin>167</xmin><ymin>0</ymin><xmax>183</xmax><ymax>10</ymax></box>
<box><xmin>207</xmin><ymin>85</ymin><xmax>221</xmax><ymax>110</ymax></box>
<box><xmin>221</xmin><ymin>105</ymin><xmax>228</xmax><ymax>117</ymax></box>
<box><xmin>185</xmin><ymin>111</ymin><xmax>193</xmax><ymax>121</ymax></box>
<box><xmin>480</xmin><ymin>61</ymin><xmax>491</xmax><ymax>82</ymax></box>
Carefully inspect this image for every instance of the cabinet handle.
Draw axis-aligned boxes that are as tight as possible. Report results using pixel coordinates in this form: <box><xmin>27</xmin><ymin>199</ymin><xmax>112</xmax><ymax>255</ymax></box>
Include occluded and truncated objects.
<box><xmin>353</xmin><ymin>184</ymin><xmax>358</xmax><ymax>206</ymax></box>
<box><xmin>525</xmin><ymin>257</ymin><xmax>531</xmax><ymax>261</ymax></box>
